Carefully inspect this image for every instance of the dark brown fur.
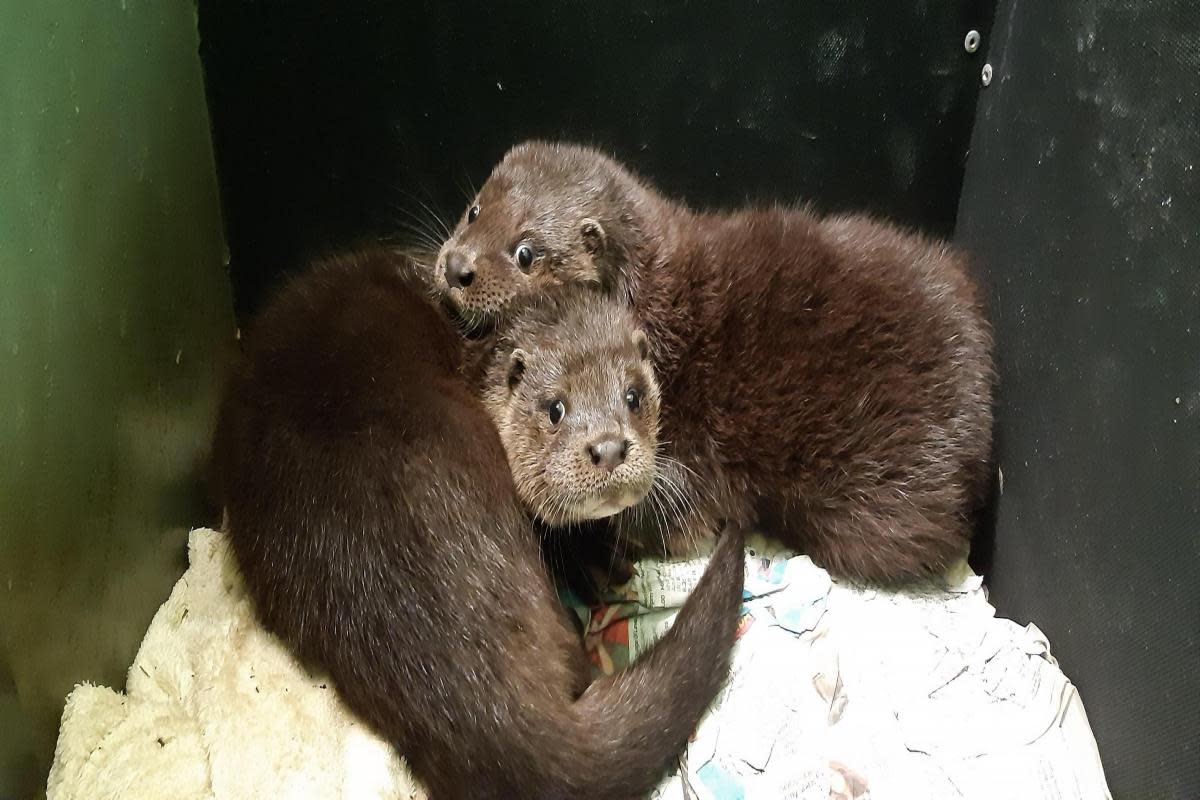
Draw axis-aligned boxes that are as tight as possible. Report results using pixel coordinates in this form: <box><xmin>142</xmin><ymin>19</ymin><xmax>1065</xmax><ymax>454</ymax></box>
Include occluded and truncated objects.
<box><xmin>437</xmin><ymin>142</ymin><xmax>994</xmax><ymax>581</ymax></box>
<box><xmin>211</xmin><ymin>248</ymin><xmax>745</xmax><ymax>800</ymax></box>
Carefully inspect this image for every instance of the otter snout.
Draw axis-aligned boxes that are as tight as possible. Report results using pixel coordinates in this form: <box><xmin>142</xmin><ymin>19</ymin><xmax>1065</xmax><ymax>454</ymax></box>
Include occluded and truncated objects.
<box><xmin>442</xmin><ymin>249</ymin><xmax>475</xmax><ymax>289</ymax></box>
<box><xmin>587</xmin><ymin>435</ymin><xmax>629</xmax><ymax>471</ymax></box>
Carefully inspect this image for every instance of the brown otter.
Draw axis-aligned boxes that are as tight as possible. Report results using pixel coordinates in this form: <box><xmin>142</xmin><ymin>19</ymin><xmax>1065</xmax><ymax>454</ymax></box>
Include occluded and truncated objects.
<box><xmin>477</xmin><ymin>291</ymin><xmax>661</xmax><ymax>527</ymax></box>
<box><xmin>437</xmin><ymin>142</ymin><xmax>994</xmax><ymax>581</ymax></box>
<box><xmin>211</xmin><ymin>247</ymin><xmax>745</xmax><ymax>800</ymax></box>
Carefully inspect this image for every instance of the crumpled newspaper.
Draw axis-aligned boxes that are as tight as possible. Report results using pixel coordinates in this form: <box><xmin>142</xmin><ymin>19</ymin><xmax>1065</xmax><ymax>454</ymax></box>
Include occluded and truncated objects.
<box><xmin>569</xmin><ymin>535</ymin><xmax>1112</xmax><ymax>800</ymax></box>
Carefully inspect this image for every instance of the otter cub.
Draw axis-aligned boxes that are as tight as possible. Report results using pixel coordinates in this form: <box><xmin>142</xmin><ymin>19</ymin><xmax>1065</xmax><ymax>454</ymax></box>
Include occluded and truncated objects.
<box><xmin>439</xmin><ymin>142</ymin><xmax>994</xmax><ymax>581</ymax></box>
<box><xmin>478</xmin><ymin>291</ymin><xmax>662</xmax><ymax>527</ymax></box>
<box><xmin>211</xmin><ymin>248</ymin><xmax>745</xmax><ymax>800</ymax></box>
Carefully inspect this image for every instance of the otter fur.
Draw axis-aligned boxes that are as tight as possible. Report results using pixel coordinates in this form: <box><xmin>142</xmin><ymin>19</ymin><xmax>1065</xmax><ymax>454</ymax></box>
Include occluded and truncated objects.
<box><xmin>211</xmin><ymin>247</ymin><xmax>745</xmax><ymax>800</ymax></box>
<box><xmin>437</xmin><ymin>142</ymin><xmax>994</xmax><ymax>581</ymax></box>
<box><xmin>477</xmin><ymin>291</ymin><xmax>663</xmax><ymax>527</ymax></box>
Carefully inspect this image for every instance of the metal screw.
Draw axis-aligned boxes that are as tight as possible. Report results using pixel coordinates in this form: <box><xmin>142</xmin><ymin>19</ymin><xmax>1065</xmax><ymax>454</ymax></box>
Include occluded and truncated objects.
<box><xmin>981</xmin><ymin>63</ymin><xmax>993</xmax><ymax>86</ymax></box>
<box><xmin>964</xmin><ymin>30</ymin><xmax>981</xmax><ymax>53</ymax></box>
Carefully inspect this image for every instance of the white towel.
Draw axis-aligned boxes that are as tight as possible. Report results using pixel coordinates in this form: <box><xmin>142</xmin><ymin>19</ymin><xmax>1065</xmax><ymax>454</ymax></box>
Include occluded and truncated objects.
<box><xmin>46</xmin><ymin>529</ymin><xmax>422</xmax><ymax>800</ymax></box>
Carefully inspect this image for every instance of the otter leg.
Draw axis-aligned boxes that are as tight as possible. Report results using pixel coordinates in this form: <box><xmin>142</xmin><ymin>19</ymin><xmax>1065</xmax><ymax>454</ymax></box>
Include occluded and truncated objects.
<box><xmin>786</xmin><ymin>501</ymin><xmax>970</xmax><ymax>582</ymax></box>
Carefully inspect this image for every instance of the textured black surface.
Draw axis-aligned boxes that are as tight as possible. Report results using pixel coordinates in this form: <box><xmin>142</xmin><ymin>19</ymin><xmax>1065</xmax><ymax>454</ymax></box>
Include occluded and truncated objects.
<box><xmin>956</xmin><ymin>2</ymin><xmax>1199</xmax><ymax>798</ymax></box>
<box><xmin>197</xmin><ymin>1</ymin><xmax>994</xmax><ymax>320</ymax></box>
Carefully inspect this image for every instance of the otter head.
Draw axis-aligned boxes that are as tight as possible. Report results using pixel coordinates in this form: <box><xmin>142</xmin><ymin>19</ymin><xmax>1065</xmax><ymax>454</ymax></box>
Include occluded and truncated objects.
<box><xmin>482</xmin><ymin>290</ymin><xmax>660</xmax><ymax>525</ymax></box>
<box><xmin>436</xmin><ymin>141</ymin><xmax>644</xmax><ymax>327</ymax></box>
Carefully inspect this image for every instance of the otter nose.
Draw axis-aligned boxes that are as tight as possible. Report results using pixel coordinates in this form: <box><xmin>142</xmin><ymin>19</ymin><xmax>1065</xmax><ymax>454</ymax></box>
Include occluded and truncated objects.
<box><xmin>587</xmin><ymin>437</ymin><xmax>629</xmax><ymax>471</ymax></box>
<box><xmin>444</xmin><ymin>251</ymin><xmax>475</xmax><ymax>289</ymax></box>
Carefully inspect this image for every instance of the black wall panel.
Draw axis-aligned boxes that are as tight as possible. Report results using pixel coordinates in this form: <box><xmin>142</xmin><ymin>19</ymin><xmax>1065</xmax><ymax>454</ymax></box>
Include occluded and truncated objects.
<box><xmin>956</xmin><ymin>2</ymin><xmax>1199</xmax><ymax>798</ymax></box>
<box><xmin>197</xmin><ymin>1</ymin><xmax>994</xmax><ymax>320</ymax></box>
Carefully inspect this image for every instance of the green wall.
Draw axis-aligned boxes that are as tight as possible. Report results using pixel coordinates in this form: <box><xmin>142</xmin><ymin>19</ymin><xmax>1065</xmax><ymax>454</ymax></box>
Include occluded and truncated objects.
<box><xmin>0</xmin><ymin>1</ymin><xmax>235</xmax><ymax>795</ymax></box>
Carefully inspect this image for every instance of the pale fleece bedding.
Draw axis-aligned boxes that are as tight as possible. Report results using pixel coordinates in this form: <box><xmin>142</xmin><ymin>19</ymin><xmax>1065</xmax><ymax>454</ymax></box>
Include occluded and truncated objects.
<box><xmin>47</xmin><ymin>529</ymin><xmax>420</xmax><ymax>800</ymax></box>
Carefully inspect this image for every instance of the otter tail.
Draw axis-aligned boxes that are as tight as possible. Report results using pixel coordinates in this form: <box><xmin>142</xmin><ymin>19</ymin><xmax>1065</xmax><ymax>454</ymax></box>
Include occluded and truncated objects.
<box><xmin>517</xmin><ymin>526</ymin><xmax>745</xmax><ymax>800</ymax></box>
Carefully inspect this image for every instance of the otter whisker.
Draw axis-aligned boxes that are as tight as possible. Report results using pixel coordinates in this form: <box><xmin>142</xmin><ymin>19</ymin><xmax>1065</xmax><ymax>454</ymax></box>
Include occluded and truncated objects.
<box><xmin>415</xmin><ymin>198</ymin><xmax>453</xmax><ymax>240</ymax></box>
<box><xmin>653</xmin><ymin>456</ymin><xmax>707</xmax><ymax>556</ymax></box>
<box><xmin>390</xmin><ymin>215</ymin><xmax>443</xmax><ymax>243</ymax></box>
<box><xmin>658</xmin><ymin>485</ymin><xmax>688</xmax><ymax>556</ymax></box>
<box><xmin>604</xmin><ymin>523</ymin><xmax>625</xmax><ymax>586</ymax></box>
<box><xmin>394</xmin><ymin>190</ymin><xmax>454</xmax><ymax>241</ymax></box>
<box><xmin>455</xmin><ymin>174</ymin><xmax>477</xmax><ymax>205</ymax></box>
<box><xmin>384</xmin><ymin>223</ymin><xmax>444</xmax><ymax>258</ymax></box>
<box><xmin>389</xmin><ymin>201</ymin><xmax>452</xmax><ymax>247</ymax></box>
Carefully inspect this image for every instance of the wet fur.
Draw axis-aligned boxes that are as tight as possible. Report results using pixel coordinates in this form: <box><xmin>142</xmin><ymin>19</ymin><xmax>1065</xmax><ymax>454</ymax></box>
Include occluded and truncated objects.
<box><xmin>211</xmin><ymin>248</ymin><xmax>745</xmax><ymax>799</ymax></box>
<box><xmin>439</xmin><ymin>142</ymin><xmax>994</xmax><ymax>581</ymax></box>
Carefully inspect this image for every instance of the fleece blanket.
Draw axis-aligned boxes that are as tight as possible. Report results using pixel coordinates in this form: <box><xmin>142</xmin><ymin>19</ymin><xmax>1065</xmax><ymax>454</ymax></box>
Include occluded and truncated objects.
<box><xmin>47</xmin><ymin>528</ymin><xmax>1111</xmax><ymax>800</ymax></box>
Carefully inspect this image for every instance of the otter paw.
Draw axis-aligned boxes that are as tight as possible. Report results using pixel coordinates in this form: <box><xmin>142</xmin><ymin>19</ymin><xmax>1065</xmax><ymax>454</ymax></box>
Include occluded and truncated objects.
<box><xmin>607</xmin><ymin>556</ymin><xmax>637</xmax><ymax>587</ymax></box>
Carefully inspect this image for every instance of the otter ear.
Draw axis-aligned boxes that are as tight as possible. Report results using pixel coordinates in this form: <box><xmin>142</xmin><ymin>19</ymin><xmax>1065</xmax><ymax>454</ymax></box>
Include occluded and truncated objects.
<box><xmin>507</xmin><ymin>349</ymin><xmax>529</xmax><ymax>393</ymax></box>
<box><xmin>580</xmin><ymin>218</ymin><xmax>607</xmax><ymax>256</ymax></box>
<box><xmin>632</xmin><ymin>330</ymin><xmax>651</xmax><ymax>362</ymax></box>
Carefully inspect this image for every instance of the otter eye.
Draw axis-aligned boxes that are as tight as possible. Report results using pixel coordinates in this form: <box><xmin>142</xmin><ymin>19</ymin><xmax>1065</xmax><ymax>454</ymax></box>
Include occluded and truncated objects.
<box><xmin>547</xmin><ymin>399</ymin><xmax>565</xmax><ymax>426</ymax></box>
<box><xmin>625</xmin><ymin>388</ymin><xmax>641</xmax><ymax>412</ymax></box>
<box><xmin>467</xmin><ymin>204</ymin><xmax>480</xmax><ymax>224</ymax></box>
<box><xmin>515</xmin><ymin>243</ymin><xmax>534</xmax><ymax>271</ymax></box>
